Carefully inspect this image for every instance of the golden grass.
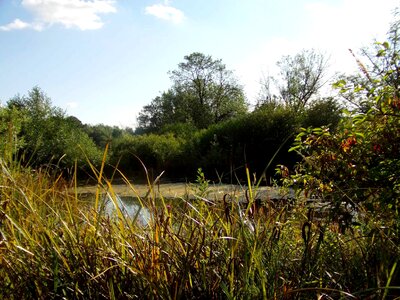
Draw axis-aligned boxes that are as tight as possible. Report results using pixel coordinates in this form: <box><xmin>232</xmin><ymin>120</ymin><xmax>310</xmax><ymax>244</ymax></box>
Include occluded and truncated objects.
<box><xmin>0</xmin><ymin>157</ymin><xmax>399</xmax><ymax>299</ymax></box>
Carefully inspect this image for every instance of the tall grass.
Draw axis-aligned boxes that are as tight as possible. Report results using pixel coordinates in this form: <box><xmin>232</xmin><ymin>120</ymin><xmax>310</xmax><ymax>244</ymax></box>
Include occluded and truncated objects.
<box><xmin>0</xmin><ymin>155</ymin><xmax>399</xmax><ymax>299</ymax></box>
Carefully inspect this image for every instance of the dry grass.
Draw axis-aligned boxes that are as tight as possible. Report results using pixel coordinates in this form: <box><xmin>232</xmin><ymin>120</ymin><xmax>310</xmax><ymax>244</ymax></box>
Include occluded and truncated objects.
<box><xmin>1</xmin><ymin>156</ymin><xmax>399</xmax><ymax>299</ymax></box>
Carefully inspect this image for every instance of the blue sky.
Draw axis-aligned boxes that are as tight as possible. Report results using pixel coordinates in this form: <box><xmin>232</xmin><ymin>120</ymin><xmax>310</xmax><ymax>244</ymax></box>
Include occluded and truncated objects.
<box><xmin>0</xmin><ymin>0</ymin><xmax>398</xmax><ymax>128</ymax></box>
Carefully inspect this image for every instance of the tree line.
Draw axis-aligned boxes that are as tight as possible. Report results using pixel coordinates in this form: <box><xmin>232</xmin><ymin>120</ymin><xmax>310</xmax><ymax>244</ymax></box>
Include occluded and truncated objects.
<box><xmin>1</xmin><ymin>49</ymin><xmax>342</xmax><ymax>182</ymax></box>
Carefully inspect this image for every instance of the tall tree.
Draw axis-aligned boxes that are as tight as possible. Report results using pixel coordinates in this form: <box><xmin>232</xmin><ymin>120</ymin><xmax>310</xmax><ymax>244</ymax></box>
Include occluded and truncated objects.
<box><xmin>258</xmin><ymin>49</ymin><xmax>328</xmax><ymax>112</ymax></box>
<box><xmin>137</xmin><ymin>52</ymin><xmax>247</xmax><ymax>132</ymax></box>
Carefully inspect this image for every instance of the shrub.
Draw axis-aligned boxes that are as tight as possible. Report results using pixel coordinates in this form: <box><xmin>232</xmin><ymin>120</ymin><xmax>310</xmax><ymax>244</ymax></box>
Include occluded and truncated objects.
<box><xmin>192</xmin><ymin>106</ymin><xmax>300</xmax><ymax>182</ymax></box>
<box><xmin>111</xmin><ymin>133</ymin><xmax>185</xmax><ymax>178</ymax></box>
<box><xmin>282</xmin><ymin>24</ymin><xmax>400</xmax><ymax>297</ymax></box>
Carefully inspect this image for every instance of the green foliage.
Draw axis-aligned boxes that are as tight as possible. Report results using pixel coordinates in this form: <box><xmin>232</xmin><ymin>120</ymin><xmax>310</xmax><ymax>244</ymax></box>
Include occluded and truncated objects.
<box><xmin>137</xmin><ymin>52</ymin><xmax>247</xmax><ymax>133</ymax></box>
<box><xmin>159</xmin><ymin>122</ymin><xmax>198</xmax><ymax>139</ymax></box>
<box><xmin>192</xmin><ymin>105</ymin><xmax>300</xmax><ymax>181</ymax></box>
<box><xmin>302</xmin><ymin>97</ymin><xmax>343</xmax><ymax>130</ymax></box>
<box><xmin>112</xmin><ymin>133</ymin><xmax>185</xmax><ymax>177</ymax></box>
<box><xmin>127</xmin><ymin>99</ymin><xmax>343</xmax><ymax>182</ymax></box>
<box><xmin>4</xmin><ymin>87</ymin><xmax>102</xmax><ymax>169</ymax></box>
<box><xmin>83</xmin><ymin>123</ymin><xmax>131</xmax><ymax>149</ymax></box>
<box><xmin>287</xmin><ymin>19</ymin><xmax>400</xmax><ymax>216</ymax></box>
<box><xmin>191</xmin><ymin>168</ymin><xmax>210</xmax><ymax>197</ymax></box>
<box><xmin>258</xmin><ymin>49</ymin><xmax>328</xmax><ymax>112</ymax></box>
<box><xmin>0</xmin><ymin>105</ymin><xmax>26</xmax><ymax>164</ymax></box>
<box><xmin>335</xmin><ymin>14</ymin><xmax>400</xmax><ymax>114</ymax></box>
<box><xmin>137</xmin><ymin>89</ymin><xmax>194</xmax><ymax>133</ymax></box>
<box><xmin>170</xmin><ymin>52</ymin><xmax>248</xmax><ymax>125</ymax></box>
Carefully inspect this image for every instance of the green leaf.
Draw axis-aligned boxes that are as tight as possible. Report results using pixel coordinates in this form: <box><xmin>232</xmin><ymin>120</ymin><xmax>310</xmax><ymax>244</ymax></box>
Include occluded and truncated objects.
<box><xmin>355</xmin><ymin>132</ymin><xmax>365</xmax><ymax>139</ymax></box>
<box><xmin>332</xmin><ymin>79</ymin><xmax>346</xmax><ymax>89</ymax></box>
<box><xmin>377</xmin><ymin>49</ymin><xmax>386</xmax><ymax>57</ymax></box>
<box><xmin>289</xmin><ymin>145</ymin><xmax>301</xmax><ymax>152</ymax></box>
<box><xmin>383</xmin><ymin>41</ymin><xmax>390</xmax><ymax>49</ymax></box>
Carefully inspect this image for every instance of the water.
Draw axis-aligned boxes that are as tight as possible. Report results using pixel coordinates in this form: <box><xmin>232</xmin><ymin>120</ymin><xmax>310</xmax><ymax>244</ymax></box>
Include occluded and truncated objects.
<box><xmin>102</xmin><ymin>194</ymin><xmax>151</xmax><ymax>226</ymax></box>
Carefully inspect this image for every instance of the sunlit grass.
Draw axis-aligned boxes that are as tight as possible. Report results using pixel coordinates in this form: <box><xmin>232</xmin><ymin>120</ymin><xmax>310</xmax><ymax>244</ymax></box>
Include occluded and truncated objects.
<box><xmin>0</xmin><ymin>156</ymin><xmax>399</xmax><ymax>299</ymax></box>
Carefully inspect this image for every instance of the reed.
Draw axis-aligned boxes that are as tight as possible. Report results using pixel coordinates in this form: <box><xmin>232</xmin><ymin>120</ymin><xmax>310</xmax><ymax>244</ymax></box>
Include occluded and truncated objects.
<box><xmin>0</xmin><ymin>155</ymin><xmax>399</xmax><ymax>299</ymax></box>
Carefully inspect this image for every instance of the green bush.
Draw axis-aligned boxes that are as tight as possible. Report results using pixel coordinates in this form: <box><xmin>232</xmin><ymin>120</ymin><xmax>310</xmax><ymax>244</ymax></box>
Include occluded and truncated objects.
<box><xmin>0</xmin><ymin>106</ymin><xmax>26</xmax><ymax>164</ymax></box>
<box><xmin>191</xmin><ymin>105</ymin><xmax>300</xmax><ymax>182</ymax></box>
<box><xmin>111</xmin><ymin>133</ymin><xmax>185</xmax><ymax>178</ymax></box>
<box><xmin>302</xmin><ymin>97</ymin><xmax>342</xmax><ymax>130</ymax></box>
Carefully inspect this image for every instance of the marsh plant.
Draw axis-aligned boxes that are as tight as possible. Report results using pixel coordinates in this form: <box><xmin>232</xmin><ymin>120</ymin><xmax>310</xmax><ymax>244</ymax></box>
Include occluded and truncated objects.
<box><xmin>0</xmin><ymin>149</ymin><xmax>399</xmax><ymax>299</ymax></box>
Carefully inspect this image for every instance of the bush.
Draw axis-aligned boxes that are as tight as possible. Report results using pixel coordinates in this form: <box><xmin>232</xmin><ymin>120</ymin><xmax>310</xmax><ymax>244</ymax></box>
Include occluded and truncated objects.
<box><xmin>302</xmin><ymin>97</ymin><xmax>342</xmax><ymax>130</ymax></box>
<box><xmin>111</xmin><ymin>133</ymin><xmax>185</xmax><ymax>179</ymax></box>
<box><xmin>191</xmin><ymin>105</ymin><xmax>300</xmax><ymax>182</ymax></box>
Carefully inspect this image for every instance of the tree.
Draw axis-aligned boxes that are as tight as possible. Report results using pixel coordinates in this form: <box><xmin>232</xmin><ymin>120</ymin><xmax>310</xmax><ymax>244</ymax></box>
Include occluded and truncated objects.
<box><xmin>137</xmin><ymin>89</ymin><xmax>192</xmax><ymax>133</ymax></box>
<box><xmin>7</xmin><ymin>87</ymin><xmax>63</xmax><ymax>163</ymax></box>
<box><xmin>83</xmin><ymin>123</ymin><xmax>127</xmax><ymax>149</ymax></box>
<box><xmin>258</xmin><ymin>49</ymin><xmax>328</xmax><ymax>112</ymax></box>
<box><xmin>6</xmin><ymin>87</ymin><xmax>102</xmax><ymax>168</ymax></box>
<box><xmin>137</xmin><ymin>52</ymin><xmax>247</xmax><ymax>132</ymax></box>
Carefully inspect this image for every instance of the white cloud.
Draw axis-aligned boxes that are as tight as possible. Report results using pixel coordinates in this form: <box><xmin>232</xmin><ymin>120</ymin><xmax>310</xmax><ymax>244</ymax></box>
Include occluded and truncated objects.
<box><xmin>145</xmin><ymin>3</ymin><xmax>185</xmax><ymax>24</ymax></box>
<box><xmin>0</xmin><ymin>18</ymin><xmax>33</xmax><ymax>31</ymax></box>
<box><xmin>0</xmin><ymin>0</ymin><xmax>116</xmax><ymax>31</ymax></box>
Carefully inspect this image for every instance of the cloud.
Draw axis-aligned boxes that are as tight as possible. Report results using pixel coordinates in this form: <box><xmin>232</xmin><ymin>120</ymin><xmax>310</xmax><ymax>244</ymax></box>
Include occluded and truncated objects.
<box><xmin>0</xmin><ymin>18</ymin><xmax>33</xmax><ymax>31</ymax></box>
<box><xmin>0</xmin><ymin>0</ymin><xmax>116</xmax><ymax>31</ymax></box>
<box><xmin>145</xmin><ymin>3</ymin><xmax>185</xmax><ymax>24</ymax></box>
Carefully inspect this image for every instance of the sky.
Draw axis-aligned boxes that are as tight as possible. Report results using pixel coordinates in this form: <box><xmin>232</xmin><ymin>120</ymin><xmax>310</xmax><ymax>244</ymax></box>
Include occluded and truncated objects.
<box><xmin>0</xmin><ymin>0</ymin><xmax>399</xmax><ymax>128</ymax></box>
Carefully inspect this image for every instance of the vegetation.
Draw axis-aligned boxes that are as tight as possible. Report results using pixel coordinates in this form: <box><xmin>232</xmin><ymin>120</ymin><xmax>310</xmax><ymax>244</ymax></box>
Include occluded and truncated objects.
<box><xmin>1</xmin><ymin>16</ymin><xmax>400</xmax><ymax>299</ymax></box>
<box><xmin>257</xmin><ymin>49</ymin><xmax>328</xmax><ymax>112</ymax></box>
<box><xmin>137</xmin><ymin>52</ymin><xmax>247</xmax><ymax>133</ymax></box>
<box><xmin>1</xmin><ymin>87</ymin><xmax>102</xmax><ymax>174</ymax></box>
<box><xmin>0</xmin><ymin>51</ymin><xmax>341</xmax><ymax>182</ymax></box>
<box><xmin>0</xmin><ymin>148</ymin><xmax>398</xmax><ymax>298</ymax></box>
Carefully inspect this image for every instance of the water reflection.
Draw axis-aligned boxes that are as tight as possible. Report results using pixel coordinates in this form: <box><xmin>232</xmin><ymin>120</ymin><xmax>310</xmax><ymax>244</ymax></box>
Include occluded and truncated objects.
<box><xmin>102</xmin><ymin>194</ymin><xmax>151</xmax><ymax>226</ymax></box>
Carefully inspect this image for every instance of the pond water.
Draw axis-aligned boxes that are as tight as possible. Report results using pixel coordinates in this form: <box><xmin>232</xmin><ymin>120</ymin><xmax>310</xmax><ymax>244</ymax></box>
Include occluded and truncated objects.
<box><xmin>102</xmin><ymin>194</ymin><xmax>151</xmax><ymax>226</ymax></box>
<box><xmin>82</xmin><ymin>184</ymin><xmax>295</xmax><ymax>226</ymax></box>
